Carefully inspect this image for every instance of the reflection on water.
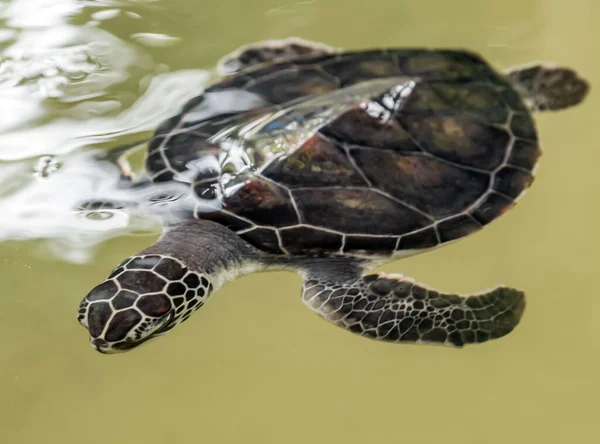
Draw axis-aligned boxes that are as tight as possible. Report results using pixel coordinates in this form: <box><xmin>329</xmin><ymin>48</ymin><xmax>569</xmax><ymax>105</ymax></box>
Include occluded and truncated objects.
<box><xmin>1</xmin><ymin>150</ymin><xmax>140</xmax><ymax>261</ymax></box>
<box><xmin>0</xmin><ymin>0</ymin><xmax>598</xmax><ymax>444</ymax></box>
<box><xmin>0</xmin><ymin>0</ymin><xmax>210</xmax><ymax>162</ymax></box>
<box><xmin>0</xmin><ymin>0</ymin><xmax>210</xmax><ymax>259</ymax></box>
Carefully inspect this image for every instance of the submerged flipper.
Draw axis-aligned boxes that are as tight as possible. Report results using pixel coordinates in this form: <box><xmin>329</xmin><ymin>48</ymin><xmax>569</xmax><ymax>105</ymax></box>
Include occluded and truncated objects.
<box><xmin>300</xmin><ymin>263</ymin><xmax>525</xmax><ymax>347</ymax></box>
<box><xmin>217</xmin><ymin>37</ymin><xmax>338</xmax><ymax>75</ymax></box>
<box><xmin>505</xmin><ymin>63</ymin><xmax>589</xmax><ymax>111</ymax></box>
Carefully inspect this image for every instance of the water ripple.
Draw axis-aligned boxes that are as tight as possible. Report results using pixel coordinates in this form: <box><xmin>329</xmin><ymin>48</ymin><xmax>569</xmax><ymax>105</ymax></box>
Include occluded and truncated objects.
<box><xmin>0</xmin><ymin>0</ymin><xmax>211</xmax><ymax>257</ymax></box>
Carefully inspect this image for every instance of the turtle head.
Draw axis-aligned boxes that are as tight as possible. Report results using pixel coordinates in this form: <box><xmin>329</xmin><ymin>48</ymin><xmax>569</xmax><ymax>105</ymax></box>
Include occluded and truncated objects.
<box><xmin>78</xmin><ymin>254</ymin><xmax>211</xmax><ymax>354</ymax></box>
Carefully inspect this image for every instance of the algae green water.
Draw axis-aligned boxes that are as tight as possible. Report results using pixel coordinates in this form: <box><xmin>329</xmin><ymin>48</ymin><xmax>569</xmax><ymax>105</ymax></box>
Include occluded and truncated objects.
<box><xmin>1</xmin><ymin>0</ymin><xmax>598</xmax><ymax>442</ymax></box>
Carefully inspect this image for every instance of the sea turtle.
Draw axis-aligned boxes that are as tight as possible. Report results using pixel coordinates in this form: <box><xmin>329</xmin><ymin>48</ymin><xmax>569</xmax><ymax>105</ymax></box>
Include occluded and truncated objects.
<box><xmin>77</xmin><ymin>38</ymin><xmax>589</xmax><ymax>353</ymax></box>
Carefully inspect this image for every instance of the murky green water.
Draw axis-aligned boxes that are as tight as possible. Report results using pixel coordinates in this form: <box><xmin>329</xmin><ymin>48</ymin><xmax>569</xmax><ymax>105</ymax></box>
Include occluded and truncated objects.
<box><xmin>1</xmin><ymin>0</ymin><xmax>598</xmax><ymax>442</ymax></box>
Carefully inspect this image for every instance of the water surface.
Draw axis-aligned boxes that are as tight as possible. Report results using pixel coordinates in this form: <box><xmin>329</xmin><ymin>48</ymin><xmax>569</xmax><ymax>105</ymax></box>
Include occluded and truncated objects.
<box><xmin>1</xmin><ymin>1</ymin><xmax>598</xmax><ymax>443</ymax></box>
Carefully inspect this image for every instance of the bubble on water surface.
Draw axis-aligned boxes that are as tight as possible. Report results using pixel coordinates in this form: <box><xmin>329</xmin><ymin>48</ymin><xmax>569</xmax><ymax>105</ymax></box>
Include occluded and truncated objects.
<box><xmin>91</xmin><ymin>9</ymin><xmax>121</xmax><ymax>21</ymax></box>
<box><xmin>32</xmin><ymin>155</ymin><xmax>61</xmax><ymax>179</ymax></box>
<box><xmin>131</xmin><ymin>33</ymin><xmax>180</xmax><ymax>48</ymax></box>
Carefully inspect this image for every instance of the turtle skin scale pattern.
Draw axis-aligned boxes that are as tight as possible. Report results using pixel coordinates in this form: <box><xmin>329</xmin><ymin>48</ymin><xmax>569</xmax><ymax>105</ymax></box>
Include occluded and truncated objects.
<box><xmin>302</xmin><ymin>273</ymin><xmax>525</xmax><ymax>346</ymax></box>
<box><xmin>78</xmin><ymin>254</ymin><xmax>212</xmax><ymax>350</ymax></box>
<box><xmin>145</xmin><ymin>49</ymin><xmax>541</xmax><ymax>257</ymax></box>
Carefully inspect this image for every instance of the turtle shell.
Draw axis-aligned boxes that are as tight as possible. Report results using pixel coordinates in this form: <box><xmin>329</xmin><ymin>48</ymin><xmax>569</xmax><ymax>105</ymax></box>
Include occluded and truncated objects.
<box><xmin>146</xmin><ymin>49</ymin><xmax>541</xmax><ymax>256</ymax></box>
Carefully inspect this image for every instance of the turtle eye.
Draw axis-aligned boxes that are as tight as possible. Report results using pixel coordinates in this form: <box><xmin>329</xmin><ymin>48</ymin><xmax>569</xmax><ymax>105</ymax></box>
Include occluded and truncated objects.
<box><xmin>136</xmin><ymin>294</ymin><xmax>172</xmax><ymax>317</ymax></box>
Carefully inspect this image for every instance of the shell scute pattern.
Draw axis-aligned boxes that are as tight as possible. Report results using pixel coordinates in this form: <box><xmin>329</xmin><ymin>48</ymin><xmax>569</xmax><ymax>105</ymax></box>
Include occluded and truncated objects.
<box><xmin>222</xmin><ymin>176</ymin><xmax>299</xmax><ymax>227</ymax></box>
<box><xmin>397</xmin><ymin>226</ymin><xmax>439</xmax><ymax>249</ymax></box>
<box><xmin>262</xmin><ymin>134</ymin><xmax>368</xmax><ymax>188</ymax></box>
<box><xmin>145</xmin><ymin>49</ymin><xmax>541</xmax><ymax>257</ymax></box>
<box><xmin>239</xmin><ymin>227</ymin><xmax>283</xmax><ymax>254</ymax></box>
<box><xmin>321</xmin><ymin>108</ymin><xmax>420</xmax><ymax>152</ymax></box>
<box><xmin>291</xmin><ymin>187</ymin><xmax>431</xmax><ymax>234</ymax></box>
<box><xmin>349</xmin><ymin>148</ymin><xmax>491</xmax><ymax>218</ymax></box>
<box><xmin>399</xmin><ymin>114</ymin><xmax>511</xmax><ymax>169</ymax></box>
<box><xmin>508</xmin><ymin>140</ymin><xmax>540</xmax><ymax>170</ymax></box>
<box><xmin>429</xmin><ymin>82</ymin><xmax>510</xmax><ymax>122</ymax></box>
<box><xmin>493</xmin><ymin>167</ymin><xmax>534</xmax><ymax>198</ymax></box>
<box><xmin>244</xmin><ymin>68</ymin><xmax>340</xmax><ymax>104</ymax></box>
<box><xmin>510</xmin><ymin>112</ymin><xmax>537</xmax><ymax>140</ymax></box>
<box><xmin>319</xmin><ymin>51</ymin><xmax>405</xmax><ymax>85</ymax></box>
<box><xmin>147</xmin><ymin>103</ymin><xmax>275</xmax><ymax>183</ymax></box>
<box><xmin>279</xmin><ymin>226</ymin><xmax>343</xmax><ymax>255</ymax></box>
<box><xmin>436</xmin><ymin>215</ymin><xmax>481</xmax><ymax>243</ymax></box>
<box><xmin>401</xmin><ymin>49</ymin><xmax>500</xmax><ymax>83</ymax></box>
<box><xmin>470</xmin><ymin>192</ymin><xmax>515</xmax><ymax>225</ymax></box>
<box><xmin>344</xmin><ymin>235</ymin><xmax>398</xmax><ymax>256</ymax></box>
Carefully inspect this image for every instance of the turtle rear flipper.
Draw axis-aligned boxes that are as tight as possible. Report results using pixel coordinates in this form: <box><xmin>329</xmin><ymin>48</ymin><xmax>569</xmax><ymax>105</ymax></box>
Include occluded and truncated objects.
<box><xmin>301</xmin><ymin>263</ymin><xmax>525</xmax><ymax>347</ymax></box>
<box><xmin>506</xmin><ymin>63</ymin><xmax>589</xmax><ymax>111</ymax></box>
<box><xmin>217</xmin><ymin>37</ymin><xmax>339</xmax><ymax>75</ymax></box>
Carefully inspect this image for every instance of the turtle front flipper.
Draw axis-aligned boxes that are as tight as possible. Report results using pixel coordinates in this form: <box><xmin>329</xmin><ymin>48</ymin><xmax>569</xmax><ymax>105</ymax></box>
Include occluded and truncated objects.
<box><xmin>505</xmin><ymin>63</ymin><xmax>589</xmax><ymax>111</ymax></box>
<box><xmin>300</xmin><ymin>264</ymin><xmax>525</xmax><ymax>347</ymax></box>
<box><xmin>217</xmin><ymin>37</ymin><xmax>339</xmax><ymax>75</ymax></box>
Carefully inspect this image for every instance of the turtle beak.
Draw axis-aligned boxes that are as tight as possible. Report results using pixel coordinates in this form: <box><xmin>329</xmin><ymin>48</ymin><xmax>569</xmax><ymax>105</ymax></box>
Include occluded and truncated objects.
<box><xmin>87</xmin><ymin>310</ymin><xmax>176</xmax><ymax>354</ymax></box>
<box><xmin>91</xmin><ymin>338</ymin><xmax>110</xmax><ymax>354</ymax></box>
